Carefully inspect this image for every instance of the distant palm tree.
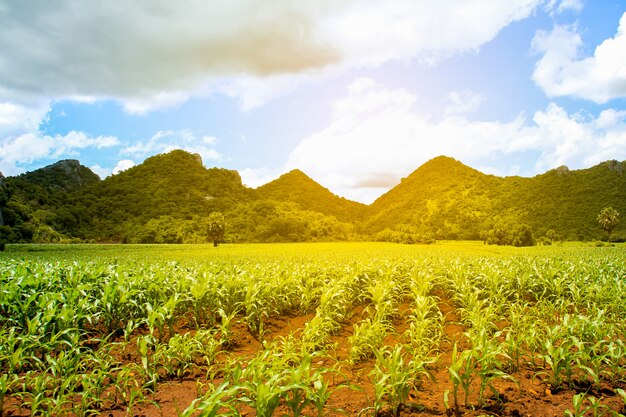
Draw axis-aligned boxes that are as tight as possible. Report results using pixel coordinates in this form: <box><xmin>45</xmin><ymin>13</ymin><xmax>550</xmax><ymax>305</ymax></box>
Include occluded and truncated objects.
<box><xmin>597</xmin><ymin>207</ymin><xmax>620</xmax><ymax>243</ymax></box>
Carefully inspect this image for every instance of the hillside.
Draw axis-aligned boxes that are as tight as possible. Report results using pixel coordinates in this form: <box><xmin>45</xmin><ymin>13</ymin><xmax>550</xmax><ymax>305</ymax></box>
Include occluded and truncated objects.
<box><xmin>364</xmin><ymin>156</ymin><xmax>500</xmax><ymax>238</ymax></box>
<box><xmin>1</xmin><ymin>150</ymin><xmax>624</xmax><ymax>243</ymax></box>
<box><xmin>364</xmin><ymin>156</ymin><xmax>626</xmax><ymax>241</ymax></box>
<box><xmin>0</xmin><ymin>160</ymin><xmax>101</xmax><ymax>242</ymax></box>
<box><xmin>77</xmin><ymin>150</ymin><xmax>249</xmax><ymax>241</ymax></box>
<box><xmin>255</xmin><ymin>169</ymin><xmax>366</xmax><ymax>222</ymax></box>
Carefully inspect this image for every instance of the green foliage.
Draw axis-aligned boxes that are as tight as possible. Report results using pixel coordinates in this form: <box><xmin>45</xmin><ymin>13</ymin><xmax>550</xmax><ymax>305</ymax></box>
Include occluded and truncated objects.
<box><xmin>597</xmin><ymin>206</ymin><xmax>620</xmax><ymax>242</ymax></box>
<box><xmin>2</xmin><ymin>243</ymin><xmax>626</xmax><ymax>415</ymax></box>
<box><xmin>364</xmin><ymin>157</ymin><xmax>626</xmax><ymax>242</ymax></box>
<box><xmin>480</xmin><ymin>223</ymin><xmax>535</xmax><ymax>246</ymax></box>
<box><xmin>254</xmin><ymin>169</ymin><xmax>366</xmax><ymax>223</ymax></box>
<box><xmin>228</xmin><ymin>200</ymin><xmax>354</xmax><ymax>243</ymax></box>
<box><xmin>374</xmin><ymin>226</ymin><xmax>435</xmax><ymax>244</ymax></box>
<box><xmin>206</xmin><ymin>212</ymin><xmax>225</xmax><ymax>246</ymax></box>
<box><xmin>1</xmin><ymin>151</ymin><xmax>624</xmax><ymax>244</ymax></box>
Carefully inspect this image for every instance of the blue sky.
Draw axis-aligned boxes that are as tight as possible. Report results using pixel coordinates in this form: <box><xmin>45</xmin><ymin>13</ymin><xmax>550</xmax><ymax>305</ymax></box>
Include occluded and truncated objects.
<box><xmin>1</xmin><ymin>1</ymin><xmax>625</xmax><ymax>203</ymax></box>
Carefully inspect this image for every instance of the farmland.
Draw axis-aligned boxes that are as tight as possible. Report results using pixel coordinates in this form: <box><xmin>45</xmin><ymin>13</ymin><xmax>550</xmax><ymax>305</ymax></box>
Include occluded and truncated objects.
<box><xmin>1</xmin><ymin>242</ymin><xmax>626</xmax><ymax>416</ymax></box>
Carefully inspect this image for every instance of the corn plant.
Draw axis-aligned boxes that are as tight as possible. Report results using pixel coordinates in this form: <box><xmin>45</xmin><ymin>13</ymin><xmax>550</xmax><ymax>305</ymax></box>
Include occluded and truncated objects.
<box><xmin>157</xmin><ymin>329</ymin><xmax>220</xmax><ymax>380</ymax></box>
<box><xmin>136</xmin><ymin>335</ymin><xmax>159</xmax><ymax>391</ymax></box>
<box><xmin>369</xmin><ymin>345</ymin><xmax>431</xmax><ymax>416</ymax></box>
<box><xmin>470</xmin><ymin>328</ymin><xmax>516</xmax><ymax>407</ymax></box>
<box><xmin>446</xmin><ymin>343</ymin><xmax>475</xmax><ymax>411</ymax></box>
<box><xmin>179</xmin><ymin>382</ymin><xmax>239</xmax><ymax>417</ymax></box>
<box><xmin>349</xmin><ymin>318</ymin><xmax>389</xmax><ymax>363</ymax></box>
<box><xmin>404</xmin><ymin>293</ymin><xmax>443</xmax><ymax>357</ymax></box>
<box><xmin>535</xmin><ymin>329</ymin><xmax>579</xmax><ymax>390</ymax></box>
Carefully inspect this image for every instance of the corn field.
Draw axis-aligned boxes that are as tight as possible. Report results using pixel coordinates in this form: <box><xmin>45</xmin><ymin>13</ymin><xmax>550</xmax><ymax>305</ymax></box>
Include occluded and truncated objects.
<box><xmin>1</xmin><ymin>242</ymin><xmax>626</xmax><ymax>416</ymax></box>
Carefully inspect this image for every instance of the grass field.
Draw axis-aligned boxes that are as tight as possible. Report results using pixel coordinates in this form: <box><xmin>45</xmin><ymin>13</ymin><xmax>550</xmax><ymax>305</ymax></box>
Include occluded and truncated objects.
<box><xmin>1</xmin><ymin>242</ymin><xmax>626</xmax><ymax>416</ymax></box>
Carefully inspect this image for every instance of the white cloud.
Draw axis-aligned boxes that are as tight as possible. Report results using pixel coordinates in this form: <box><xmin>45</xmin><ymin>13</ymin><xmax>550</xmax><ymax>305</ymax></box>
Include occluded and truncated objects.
<box><xmin>0</xmin><ymin>101</ymin><xmax>49</xmax><ymax>137</ymax></box>
<box><xmin>532</xmin><ymin>14</ymin><xmax>626</xmax><ymax>103</ymax></box>
<box><xmin>89</xmin><ymin>164</ymin><xmax>108</xmax><ymax>180</ymax></box>
<box><xmin>121</xmin><ymin>129</ymin><xmax>222</xmax><ymax>165</ymax></box>
<box><xmin>544</xmin><ymin>0</ymin><xmax>584</xmax><ymax>15</ymax></box>
<box><xmin>0</xmin><ymin>131</ymin><xmax>120</xmax><ymax>176</ymax></box>
<box><xmin>112</xmin><ymin>160</ymin><xmax>135</xmax><ymax>175</ymax></box>
<box><xmin>287</xmin><ymin>78</ymin><xmax>626</xmax><ymax>203</ymax></box>
<box><xmin>0</xmin><ymin>0</ymin><xmax>543</xmax><ymax>112</ymax></box>
<box><xmin>122</xmin><ymin>92</ymin><xmax>192</xmax><ymax>116</ymax></box>
<box><xmin>89</xmin><ymin>159</ymin><xmax>135</xmax><ymax>179</ymax></box>
<box><xmin>239</xmin><ymin>167</ymin><xmax>287</xmax><ymax>189</ymax></box>
<box><xmin>320</xmin><ymin>0</ymin><xmax>541</xmax><ymax>67</ymax></box>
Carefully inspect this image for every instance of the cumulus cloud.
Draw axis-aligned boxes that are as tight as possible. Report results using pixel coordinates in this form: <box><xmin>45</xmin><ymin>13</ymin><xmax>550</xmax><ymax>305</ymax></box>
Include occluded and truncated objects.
<box><xmin>239</xmin><ymin>167</ymin><xmax>287</xmax><ymax>189</ymax></box>
<box><xmin>90</xmin><ymin>159</ymin><xmax>136</xmax><ymax>179</ymax></box>
<box><xmin>0</xmin><ymin>101</ymin><xmax>49</xmax><ymax>138</ymax></box>
<box><xmin>0</xmin><ymin>0</ymin><xmax>543</xmax><ymax>111</ymax></box>
<box><xmin>286</xmin><ymin>78</ymin><xmax>626</xmax><ymax>203</ymax></box>
<box><xmin>0</xmin><ymin>131</ymin><xmax>120</xmax><ymax>176</ymax></box>
<box><xmin>532</xmin><ymin>14</ymin><xmax>626</xmax><ymax>103</ymax></box>
<box><xmin>121</xmin><ymin>130</ymin><xmax>221</xmax><ymax>165</ymax></box>
<box><xmin>112</xmin><ymin>160</ymin><xmax>136</xmax><ymax>175</ymax></box>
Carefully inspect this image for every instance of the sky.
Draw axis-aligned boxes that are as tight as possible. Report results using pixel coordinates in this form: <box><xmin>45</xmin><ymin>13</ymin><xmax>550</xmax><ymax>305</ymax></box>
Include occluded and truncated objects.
<box><xmin>1</xmin><ymin>1</ymin><xmax>626</xmax><ymax>204</ymax></box>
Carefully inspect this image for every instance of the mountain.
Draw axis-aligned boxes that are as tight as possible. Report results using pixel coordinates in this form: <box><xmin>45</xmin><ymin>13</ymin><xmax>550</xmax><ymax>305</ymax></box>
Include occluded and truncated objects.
<box><xmin>1</xmin><ymin>150</ymin><xmax>624</xmax><ymax>243</ymax></box>
<box><xmin>364</xmin><ymin>156</ymin><xmax>626</xmax><ymax>241</ymax></box>
<box><xmin>364</xmin><ymin>156</ymin><xmax>497</xmax><ymax>236</ymax></box>
<box><xmin>0</xmin><ymin>160</ymin><xmax>101</xmax><ymax>242</ymax></box>
<box><xmin>255</xmin><ymin>169</ymin><xmax>366</xmax><ymax>222</ymax></box>
<box><xmin>77</xmin><ymin>150</ymin><xmax>249</xmax><ymax>241</ymax></box>
<box><xmin>496</xmin><ymin>160</ymin><xmax>626</xmax><ymax>240</ymax></box>
<box><xmin>24</xmin><ymin>159</ymin><xmax>101</xmax><ymax>191</ymax></box>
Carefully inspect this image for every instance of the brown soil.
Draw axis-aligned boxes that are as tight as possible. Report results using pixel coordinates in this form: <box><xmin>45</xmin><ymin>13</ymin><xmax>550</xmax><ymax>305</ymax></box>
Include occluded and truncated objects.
<box><xmin>5</xmin><ymin>294</ymin><xmax>625</xmax><ymax>417</ymax></box>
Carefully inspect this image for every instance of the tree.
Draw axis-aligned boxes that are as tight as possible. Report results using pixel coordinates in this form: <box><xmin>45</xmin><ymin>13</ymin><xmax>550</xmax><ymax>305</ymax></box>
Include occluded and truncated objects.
<box><xmin>597</xmin><ymin>207</ymin><xmax>620</xmax><ymax>243</ymax></box>
<box><xmin>206</xmin><ymin>212</ymin><xmax>225</xmax><ymax>247</ymax></box>
<box><xmin>512</xmin><ymin>224</ymin><xmax>535</xmax><ymax>247</ymax></box>
<box><xmin>545</xmin><ymin>229</ymin><xmax>558</xmax><ymax>245</ymax></box>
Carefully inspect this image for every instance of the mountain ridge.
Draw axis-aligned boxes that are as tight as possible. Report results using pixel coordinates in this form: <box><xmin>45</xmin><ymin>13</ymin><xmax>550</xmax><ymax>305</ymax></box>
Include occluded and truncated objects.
<box><xmin>1</xmin><ymin>150</ymin><xmax>624</xmax><ymax>243</ymax></box>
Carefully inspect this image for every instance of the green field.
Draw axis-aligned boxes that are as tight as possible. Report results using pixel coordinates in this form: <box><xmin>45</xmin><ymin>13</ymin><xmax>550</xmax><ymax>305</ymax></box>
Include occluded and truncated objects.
<box><xmin>1</xmin><ymin>242</ymin><xmax>626</xmax><ymax>416</ymax></box>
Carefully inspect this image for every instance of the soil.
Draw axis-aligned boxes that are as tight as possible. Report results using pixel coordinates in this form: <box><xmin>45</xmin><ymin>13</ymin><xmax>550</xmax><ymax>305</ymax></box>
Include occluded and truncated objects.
<box><xmin>5</xmin><ymin>292</ymin><xmax>625</xmax><ymax>417</ymax></box>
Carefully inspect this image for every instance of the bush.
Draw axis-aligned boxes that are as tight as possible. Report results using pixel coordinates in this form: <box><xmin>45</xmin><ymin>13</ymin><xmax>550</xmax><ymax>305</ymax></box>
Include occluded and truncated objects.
<box><xmin>512</xmin><ymin>224</ymin><xmax>535</xmax><ymax>247</ymax></box>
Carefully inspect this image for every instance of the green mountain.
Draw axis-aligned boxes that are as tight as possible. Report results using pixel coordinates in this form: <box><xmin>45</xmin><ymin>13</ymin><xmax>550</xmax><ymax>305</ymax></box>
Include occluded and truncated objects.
<box><xmin>364</xmin><ymin>156</ymin><xmax>626</xmax><ymax>241</ymax></box>
<box><xmin>78</xmin><ymin>150</ymin><xmax>248</xmax><ymax>241</ymax></box>
<box><xmin>0</xmin><ymin>160</ymin><xmax>100</xmax><ymax>242</ymax></box>
<box><xmin>255</xmin><ymin>169</ymin><xmax>366</xmax><ymax>223</ymax></box>
<box><xmin>1</xmin><ymin>150</ymin><xmax>624</xmax><ymax>244</ymax></box>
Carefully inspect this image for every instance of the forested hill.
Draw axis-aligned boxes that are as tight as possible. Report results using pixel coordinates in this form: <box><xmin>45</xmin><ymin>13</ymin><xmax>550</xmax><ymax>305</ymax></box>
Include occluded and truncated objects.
<box><xmin>255</xmin><ymin>169</ymin><xmax>366</xmax><ymax>222</ymax></box>
<box><xmin>77</xmin><ymin>150</ymin><xmax>249</xmax><ymax>241</ymax></box>
<box><xmin>0</xmin><ymin>160</ymin><xmax>101</xmax><ymax>241</ymax></box>
<box><xmin>0</xmin><ymin>150</ymin><xmax>359</xmax><ymax>243</ymax></box>
<box><xmin>363</xmin><ymin>156</ymin><xmax>626</xmax><ymax>241</ymax></box>
<box><xmin>0</xmin><ymin>150</ymin><xmax>624</xmax><ymax>243</ymax></box>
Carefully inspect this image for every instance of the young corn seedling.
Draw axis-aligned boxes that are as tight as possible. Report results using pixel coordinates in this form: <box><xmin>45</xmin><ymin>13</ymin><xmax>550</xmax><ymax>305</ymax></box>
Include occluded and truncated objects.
<box><xmin>157</xmin><ymin>329</ymin><xmax>220</xmax><ymax>380</ymax></box>
<box><xmin>232</xmin><ymin>361</ymin><xmax>285</xmax><ymax>417</ymax></box>
<box><xmin>282</xmin><ymin>354</ymin><xmax>315</xmax><ymax>417</ymax></box>
<box><xmin>370</xmin><ymin>345</ymin><xmax>430</xmax><ymax>416</ymax></box>
<box><xmin>0</xmin><ymin>373</ymin><xmax>20</xmax><ymax>417</ymax></box>
<box><xmin>137</xmin><ymin>335</ymin><xmax>159</xmax><ymax>391</ymax></box>
<box><xmin>144</xmin><ymin>294</ymin><xmax>179</xmax><ymax>342</ymax></box>
<box><xmin>348</xmin><ymin>318</ymin><xmax>388</xmax><ymax>363</ymax></box>
<box><xmin>563</xmin><ymin>393</ymin><xmax>611</xmax><ymax>417</ymax></box>
<box><xmin>178</xmin><ymin>382</ymin><xmax>239</xmax><ymax>417</ymax></box>
<box><xmin>446</xmin><ymin>343</ymin><xmax>475</xmax><ymax>412</ymax></box>
<box><xmin>470</xmin><ymin>328</ymin><xmax>516</xmax><ymax>407</ymax></box>
<box><xmin>216</xmin><ymin>307</ymin><xmax>239</xmax><ymax>348</ymax></box>
<box><xmin>535</xmin><ymin>336</ymin><xmax>577</xmax><ymax>391</ymax></box>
